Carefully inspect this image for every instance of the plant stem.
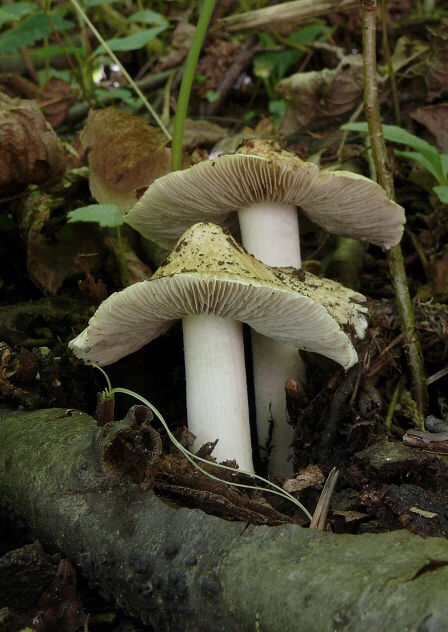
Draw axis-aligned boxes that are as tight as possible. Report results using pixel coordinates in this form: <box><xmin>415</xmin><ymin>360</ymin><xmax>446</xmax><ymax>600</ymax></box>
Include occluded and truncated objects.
<box><xmin>170</xmin><ymin>0</ymin><xmax>218</xmax><ymax>171</ymax></box>
<box><xmin>380</xmin><ymin>0</ymin><xmax>401</xmax><ymax>126</ymax></box>
<box><xmin>116</xmin><ymin>226</ymin><xmax>131</xmax><ymax>287</ymax></box>
<box><xmin>361</xmin><ymin>0</ymin><xmax>428</xmax><ymax>414</ymax></box>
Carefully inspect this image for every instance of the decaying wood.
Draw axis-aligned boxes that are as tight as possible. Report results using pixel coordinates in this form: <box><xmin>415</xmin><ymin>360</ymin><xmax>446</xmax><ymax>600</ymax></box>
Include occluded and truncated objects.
<box><xmin>2</xmin><ymin>407</ymin><xmax>448</xmax><ymax>631</ymax></box>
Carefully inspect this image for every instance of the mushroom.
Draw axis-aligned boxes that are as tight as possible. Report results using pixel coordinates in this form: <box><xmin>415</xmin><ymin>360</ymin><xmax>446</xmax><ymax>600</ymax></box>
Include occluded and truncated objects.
<box><xmin>124</xmin><ymin>139</ymin><xmax>404</xmax><ymax>474</ymax></box>
<box><xmin>70</xmin><ymin>222</ymin><xmax>367</xmax><ymax>475</ymax></box>
<box><xmin>124</xmin><ymin>138</ymin><xmax>405</xmax><ymax>255</ymax></box>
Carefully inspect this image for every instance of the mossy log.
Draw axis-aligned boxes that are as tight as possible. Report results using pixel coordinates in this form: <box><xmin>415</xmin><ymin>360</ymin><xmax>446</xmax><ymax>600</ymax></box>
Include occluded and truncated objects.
<box><xmin>1</xmin><ymin>407</ymin><xmax>448</xmax><ymax>631</ymax></box>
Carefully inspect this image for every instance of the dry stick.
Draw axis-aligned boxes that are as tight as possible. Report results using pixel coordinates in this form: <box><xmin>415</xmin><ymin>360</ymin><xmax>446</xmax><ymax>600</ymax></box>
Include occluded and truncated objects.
<box><xmin>361</xmin><ymin>0</ymin><xmax>428</xmax><ymax>413</ymax></box>
<box><xmin>220</xmin><ymin>0</ymin><xmax>358</xmax><ymax>32</ymax></box>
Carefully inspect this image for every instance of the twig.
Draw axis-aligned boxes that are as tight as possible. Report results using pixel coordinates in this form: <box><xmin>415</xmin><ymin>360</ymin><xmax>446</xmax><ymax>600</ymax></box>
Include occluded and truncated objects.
<box><xmin>309</xmin><ymin>468</ymin><xmax>339</xmax><ymax>530</ymax></box>
<box><xmin>361</xmin><ymin>0</ymin><xmax>428</xmax><ymax>414</ymax></box>
<box><xmin>220</xmin><ymin>0</ymin><xmax>358</xmax><ymax>32</ymax></box>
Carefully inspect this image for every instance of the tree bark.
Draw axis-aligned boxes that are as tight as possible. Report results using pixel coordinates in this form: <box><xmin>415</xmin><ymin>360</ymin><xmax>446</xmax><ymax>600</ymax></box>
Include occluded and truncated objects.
<box><xmin>2</xmin><ymin>407</ymin><xmax>448</xmax><ymax>631</ymax></box>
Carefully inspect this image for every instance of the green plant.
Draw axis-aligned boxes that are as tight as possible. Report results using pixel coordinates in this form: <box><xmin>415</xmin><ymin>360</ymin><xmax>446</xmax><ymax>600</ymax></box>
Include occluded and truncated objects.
<box><xmin>0</xmin><ymin>0</ymin><xmax>171</xmax><ymax>133</ymax></box>
<box><xmin>170</xmin><ymin>0</ymin><xmax>218</xmax><ymax>171</ymax></box>
<box><xmin>357</xmin><ymin>0</ymin><xmax>427</xmax><ymax>414</ymax></box>
<box><xmin>342</xmin><ymin>122</ymin><xmax>448</xmax><ymax>203</ymax></box>
<box><xmin>67</xmin><ymin>203</ymin><xmax>130</xmax><ymax>286</ymax></box>
<box><xmin>94</xmin><ymin>364</ymin><xmax>313</xmax><ymax>521</ymax></box>
<box><xmin>252</xmin><ymin>25</ymin><xmax>330</xmax><ymax>123</ymax></box>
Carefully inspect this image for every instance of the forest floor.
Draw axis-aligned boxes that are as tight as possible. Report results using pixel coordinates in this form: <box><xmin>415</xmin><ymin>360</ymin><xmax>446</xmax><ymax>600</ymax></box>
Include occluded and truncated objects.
<box><xmin>0</xmin><ymin>0</ymin><xmax>448</xmax><ymax>629</ymax></box>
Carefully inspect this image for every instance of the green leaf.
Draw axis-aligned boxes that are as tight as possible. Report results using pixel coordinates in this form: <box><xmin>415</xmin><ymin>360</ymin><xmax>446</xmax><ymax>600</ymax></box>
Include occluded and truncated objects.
<box><xmin>269</xmin><ymin>99</ymin><xmax>286</xmax><ymax>117</ymax></box>
<box><xmin>128</xmin><ymin>9</ymin><xmax>169</xmax><ymax>27</ymax></box>
<box><xmin>433</xmin><ymin>186</ymin><xmax>448</xmax><ymax>203</ymax></box>
<box><xmin>35</xmin><ymin>44</ymin><xmax>86</xmax><ymax>58</ymax></box>
<box><xmin>205</xmin><ymin>90</ymin><xmax>220</xmax><ymax>103</ymax></box>
<box><xmin>441</xmin><ymin>154</ymin><xmax>448</xmax><ymax>182</ymax></box>
<box><xmin>94</xmin><ymin>26</ymin><xmax>167</xmax><ymax>55</ymax></box>
<box><xmin>37</xmin><ymin>67</ymin><xmax>73</xmax><ymax>83</ymax></box>
<box><xmin>254</xmin><ymin>25</ymin><xmax>329</xmax><ymax>85</ymax></box>
<box><xmin>342</xmin><ymin>122</ymin><xmax>439</xmax><ymax>156</ymax></box>
<box><xmin>67</xmin><ymin>205</ymin><xmax>125</xmax><ymax>228</ymax></box>
<box><xmin>0</xmin><ymin>2</ymin><xmax>34</xmax><ymax>26</ymax></box>
<box><xmin>394</xmin><ymin>150</ymin><xmax>445</xmax><ymax>185</ymax></box>
<box><xmin>93</xmin><ymin>87</ymin><xmax>143</xmax><ymax>109</ymax></box>
<box><xmin>0</xmin><ymin>10</ymin><xmax>74</xmax><ymax>54</ymax></box>
<box><xmin>83</xmin><ymin>0</ymin><xmax>120</xmax><ymax>6</ymax></box>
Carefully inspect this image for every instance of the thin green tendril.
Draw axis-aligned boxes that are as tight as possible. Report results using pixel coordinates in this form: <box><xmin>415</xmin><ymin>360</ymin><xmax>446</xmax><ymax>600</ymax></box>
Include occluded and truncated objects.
<box><xmin>92</xmin><ymin>364</ymin><xmax>312</xmax><ymax>521</ymax></box>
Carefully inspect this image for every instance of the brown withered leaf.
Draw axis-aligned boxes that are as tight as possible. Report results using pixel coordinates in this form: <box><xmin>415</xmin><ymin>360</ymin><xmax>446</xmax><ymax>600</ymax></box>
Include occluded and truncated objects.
<box><xmin>0</xmin><ymin>72</ymin><xmax>38</xmax><ymax>99</ymax></box>
<box><xmin>156</xmin><ymin>22</ymin><xmax>196</xmax><ymax>71</ymax></box>
<box><xmin>277</xmin><ymin>54</ymin><xmax>364</xmax><ymax>132</ymax></box>
<box><xmin>417</xmin><ymin>250</ymin><xmax>448</xmax><ymax>302</ymax></box>
<box><xmin>389</xmin><ymin>36</ymin><xmax>428</xmax><ymax>73</ymax></box>
<box><xmin>80</xmin><ymin>107</ymin><xmax>171</xmax><ymax>210</ymax></box>
<box><xmin>34</xmin><ymin>559</ymin><xmax>86</xmax><ymax>632</ymax></box>
<box><xmin>174</xmin><ymin>118</ymin><xmax>228</xmax><ymax>150</ymax></box>
<box><xmin>19</xmin><ymin>191</ymin><xmax>105</xmax><ymax>294</ymax></box>
<box><xmin>37</xmin><ymin>77</ymin><xmax>78</xmax><ymax>129</ymax></box>
<box><xmin>0</xmin><ymin>542</ymin><xmax>61</xmax><ymax>630</ymax></box>
<box><xmin>418</xmin><ymin>25</ymin><xmax>448</xmax><ymax>101</ymax></box>
<box><xmin>283</xmin><ymin>464</ymin><xmax>325</xmax><ymax>494</ymax></box>
<box><xmin>0</xmin><ymin>93</ymin><xmax>66</xmax><ymax>195</ymax></box>
<box><xmin>410</xmin><ymin>104</ymin><xmax>448</xmax><ymax>152</ymax></box>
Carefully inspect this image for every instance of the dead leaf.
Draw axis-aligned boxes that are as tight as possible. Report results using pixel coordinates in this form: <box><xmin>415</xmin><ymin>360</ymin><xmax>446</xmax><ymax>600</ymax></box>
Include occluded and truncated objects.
<box><xmin>0</xmin><ymin>93</ymin><xmax>66</xmax><ymax>195</ymax></box>
<box><xmin>283</xmin><ymin>464</ymin><xmax>326</xmax><ymax>493</ymax></box>
<box><xmin>0</xmin><ymin>72</ymin><xmax>38</xmax><ymax>99</ymax></box>
<box><xmin>19</xmin><ymin>192</ymin><xmax>105</xmax><ymax>294</ymax></box>
<box><xmin>173</xmin><ymin>118</ymin><xmax>228</xmax><ymax>149</ymax></box>
<box><xmin>156</xmin><ymin>22</ymin><xmax>196</xmax><ymax>71</ymax></box>
<box><xmin>80</xmin><ymin>107</ymin><xmax>171</xmax><ymax>210</ymax></box>
<box><xmin>417</xmin><ymin>24</ymin><xmax>448</xmax><ymax>101</ymax></box>
<box><xmin>277</xmin><ymin>54</ymin><xmax>364</xmax><ymax>132</ymax></box>
<box><xmin>37</xmin><ymin>77</ymin><xmax>78</xmax><ymax>129</ymax></box>
<box><xmin>35</xmin><ymin>559</ymin><xmax>86</xmax><ymax>632</ymax></box>
<box><xmin>410</xmin><ymin>104</ymin><xmax>448</xmax><ymax>152</ymax></box>
<box><xmin>390</xmin><ymin>36</ymin><xmax>428</xmax><ymax>73</ymax></box>
<box><xmin>417</xmin><ymin>250</ymin><xmax>448</xmax><ymax>302</ymax></box>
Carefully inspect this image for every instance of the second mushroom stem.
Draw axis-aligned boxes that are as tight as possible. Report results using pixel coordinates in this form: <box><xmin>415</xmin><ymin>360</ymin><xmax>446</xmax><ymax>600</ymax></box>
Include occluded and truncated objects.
<box><xmin>239</xmin><ymin>201</ymin><xmax>305</xmax><ymax>476</ymax></box>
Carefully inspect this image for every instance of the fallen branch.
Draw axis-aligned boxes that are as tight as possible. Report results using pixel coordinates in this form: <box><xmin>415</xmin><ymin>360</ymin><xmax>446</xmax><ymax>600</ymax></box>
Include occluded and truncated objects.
<box><xmin>1</xmin><ymin>407</ymin><xmax>448</xmax><ymax>631</ymax></box>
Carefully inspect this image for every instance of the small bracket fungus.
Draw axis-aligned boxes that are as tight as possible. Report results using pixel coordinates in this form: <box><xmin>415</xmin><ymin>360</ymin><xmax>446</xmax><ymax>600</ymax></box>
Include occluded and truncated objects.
<box><xmin>70</xmin><ymin>223</ymin><xmax>367</xmax><ymax>476</ymax></box>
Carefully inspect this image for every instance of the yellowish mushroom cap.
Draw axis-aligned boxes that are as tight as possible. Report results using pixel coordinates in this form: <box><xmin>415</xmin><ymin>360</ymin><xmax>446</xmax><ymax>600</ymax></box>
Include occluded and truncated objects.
<box><xmin>69</xmin><ymin>222</ymin><xmax>367</xmax><ymax>368</ymax></box>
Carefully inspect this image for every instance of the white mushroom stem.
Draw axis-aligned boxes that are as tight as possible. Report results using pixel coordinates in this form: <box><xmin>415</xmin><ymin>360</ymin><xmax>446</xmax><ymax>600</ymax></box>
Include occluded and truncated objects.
<box><xmin>238</xmin><ymin>201</ymin><xmax>304</xmax><ymax>476</ymax></box>
<box><xmin>251</xmin><ymin>334</ymin><xmax>304</xmax><ymax>475</ymax></box>
<box><xmin>182</xmin><ymin>313</ymin><xmax>254</xmax><ymax>474</ymax></box>
<box><xmin>238</xmin><ymin>202</ymin><xmax>301</xmax><ymax>268</ymax></box>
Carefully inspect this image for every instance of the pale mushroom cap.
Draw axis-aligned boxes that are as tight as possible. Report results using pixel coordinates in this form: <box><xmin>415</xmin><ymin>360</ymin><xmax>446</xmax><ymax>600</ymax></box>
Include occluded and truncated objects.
<box><xmin>69</xmin><ymin>222</ymin><xmax>367</xmax><ymax>368</ymax></box>
<box><xmin>125</xmin><ymin>138</ymin><xmax>405</xmax><ymax>250</ymax></box>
